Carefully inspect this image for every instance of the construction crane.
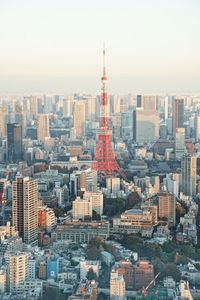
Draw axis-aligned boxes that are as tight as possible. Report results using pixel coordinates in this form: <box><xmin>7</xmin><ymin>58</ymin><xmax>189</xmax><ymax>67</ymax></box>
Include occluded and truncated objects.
<box><xmin>142</xmin><ymin>272</ymin><xmax>160</xmax><ymax>298</ymax></box>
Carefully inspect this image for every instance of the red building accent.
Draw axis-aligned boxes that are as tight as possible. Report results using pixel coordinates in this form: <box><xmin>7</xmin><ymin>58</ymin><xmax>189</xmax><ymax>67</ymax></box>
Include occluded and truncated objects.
<box><xmin>38</xmin><ymin>209</ymin><xmax>47</xmax><ymax>229</ymax></box>
<box><xmin>92</xmin><ymin>47</ymin><xmax>124</xmax><ymax>178</ymax></box>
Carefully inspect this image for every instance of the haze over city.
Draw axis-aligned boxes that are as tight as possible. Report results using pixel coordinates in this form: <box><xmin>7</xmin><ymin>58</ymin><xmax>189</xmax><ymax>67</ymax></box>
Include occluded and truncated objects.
<box><xmin>0</xmin><ymin>0</ymin><xmax>200</xmax><ymax>94</ymax></box>
<box><xmin>1</xmin><ymin>1</ymin><xmax>200</xmax><ymax>300</ymax></box>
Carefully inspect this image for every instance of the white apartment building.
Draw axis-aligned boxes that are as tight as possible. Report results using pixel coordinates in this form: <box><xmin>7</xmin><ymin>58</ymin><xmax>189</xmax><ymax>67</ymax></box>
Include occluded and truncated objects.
<box><xmin>84</xmin><ymin>191</ymin><xmax>103</xmax><ymax>215</ymax></box>
<box><xmin>72</xmin><ymin>197</ymin><xmax>92</xmax><ymax>220</ymax></box>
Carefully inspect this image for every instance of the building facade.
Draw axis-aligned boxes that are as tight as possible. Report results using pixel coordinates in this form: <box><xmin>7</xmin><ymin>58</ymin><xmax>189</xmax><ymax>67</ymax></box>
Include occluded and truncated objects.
<box><xmin>181</xmin><ymin>154</ymin><xmax>197</xmax><ymax>197</ymax></box>
<box><xmin>12</xmin><ymin>176</ymin><xmax>38</xmax><ymax>245</ymax></box>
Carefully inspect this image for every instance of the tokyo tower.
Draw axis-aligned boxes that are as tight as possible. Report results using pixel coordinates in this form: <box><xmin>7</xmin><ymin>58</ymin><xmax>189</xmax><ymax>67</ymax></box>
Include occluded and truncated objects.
<box><xmin>92</xmin><ymin>47</ymin><xmax>124</xmax><ymax>178</ymax></box>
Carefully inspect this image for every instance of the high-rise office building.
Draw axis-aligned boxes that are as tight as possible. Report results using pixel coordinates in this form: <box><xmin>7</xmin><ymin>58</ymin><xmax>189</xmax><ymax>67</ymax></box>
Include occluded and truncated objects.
<box><xmin>0</xmin><ymin>106</ymin><xmax>8</xmax><ymax>137</ymax></box>
<box><xmin>7</xmin><ymin>123</ymin><xmax>23</xmax><ymax>162</ymax></box>
<box><xmin>172</xmin><ymin>99</ymin><xmax>184</xmax><ymax>135</ymax></box>
<box><xmin>5</xmin><ymin>252</ymin><xmax>28</xmax><ymax>292</ymax></box>
<box><xmin>175</xmin><ymin>128</ymin><xmax>185</xmax><ymax>160</ymax></box>
<box><xmin>121</xmin><ymin>111</ymin><xmax>133</xmax><ymax>141</ymax></box>
<box><xmin>29</xmin><ymin>95</ymin><xmax>38</xmax><ymax>118</ymax></box>
<box><xmin>181</xmin><ymin>154</ymin><xmax>197</xmax><ymax>197</ymax></box>
<box><xmin>164</xmin><ymin>96</ymin><xmax>169</xmax><ymax>121</ymax></box>
<box><xmin>73</xmin><ymin>101</ymin><xmax>86</xmax><ymax>138</ymax></box>
<box><xmin>85</xmin><ymin>96</ymin><xmax>96</xmax><ymax>121</ymax></box>
<box><xmin>134</xmin><ymin>95</ymin><xmax>159</xmax><ymax>143</ymax></box>
<box><xmin>141</xmin><ymin>95</ymin><xmax>157</xmax><ymax>111</ymax></box>
<box><xmin>63</xmin><ymin>96</ymin><xmax>74</xmax><ymax>118</ymax></box>
<box><xmin>37</xmin><ymin>114</ymin><xmax>50</xmax><ymax>143</ymax></box>
<box><xmin>12</xmin><ymin>176</ymin><xmax>38</xmax><ymax>245</ymax></box>
<box><xmin>136</xmin><ymin>95</ymin><xmax>142</xmax><ymax>108</ymax></box>
<box><xmin>110</xmin><ymin>95</ymin><xmax>121</xmax><ymax>114</ymax></box>
<box><xmin>133</xmin><ymin>108</ymin><xmax>159</xmax><ymax>143</ymax></box>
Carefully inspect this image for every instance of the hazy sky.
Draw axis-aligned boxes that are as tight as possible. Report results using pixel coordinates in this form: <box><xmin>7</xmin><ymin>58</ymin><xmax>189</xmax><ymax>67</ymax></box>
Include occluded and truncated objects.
<box><xmin>0</xmin><ymin>0</ymin><xmax>200</xmax><ymax>94</ymax></box>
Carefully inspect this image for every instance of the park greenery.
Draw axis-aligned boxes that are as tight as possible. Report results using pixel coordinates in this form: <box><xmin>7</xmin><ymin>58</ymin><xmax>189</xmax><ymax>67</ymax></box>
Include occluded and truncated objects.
<box><xmin>121</xmin><ymin>234</ymin><xmax>200</xmax><ymax>281</ymax></box>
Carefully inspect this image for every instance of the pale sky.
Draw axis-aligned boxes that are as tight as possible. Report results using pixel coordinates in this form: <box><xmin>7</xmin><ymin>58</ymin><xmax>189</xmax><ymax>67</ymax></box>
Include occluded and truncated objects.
<box><xmin>0</xmin><ymin>0</ymin><xmax>200</xmax><ymax>94</ymax></box>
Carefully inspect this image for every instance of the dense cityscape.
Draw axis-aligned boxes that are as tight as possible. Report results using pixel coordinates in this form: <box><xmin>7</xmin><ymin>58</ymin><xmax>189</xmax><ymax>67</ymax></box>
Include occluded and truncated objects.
<box><xmin>0</xmin><ymin>54</ymin><xmax>199</xmax><ymax>299</ymax></box>
<box><xmin>1</xmin><ymin>1</ymin><xmax>200</xmax><ymax>300</ymax></box>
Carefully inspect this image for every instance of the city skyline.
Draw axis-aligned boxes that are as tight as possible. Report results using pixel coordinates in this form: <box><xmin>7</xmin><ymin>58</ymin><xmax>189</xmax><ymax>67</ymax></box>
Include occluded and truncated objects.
<box><xmin>0</xmin><ymin>0</ymin><xmax>200</xmax><ymax>94</ymax></box>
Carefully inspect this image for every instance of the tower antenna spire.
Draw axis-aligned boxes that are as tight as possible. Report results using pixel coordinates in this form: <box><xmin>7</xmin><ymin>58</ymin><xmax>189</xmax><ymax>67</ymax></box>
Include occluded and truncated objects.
<box><xmin>103</xmin><ymin>43</ymin><xmax>106</xmax><ymax>76</ymax></box>
<box><xmin>92</xmin><ymin>46</ymin><xmax>127</xmax><ymax>180</ymax></box>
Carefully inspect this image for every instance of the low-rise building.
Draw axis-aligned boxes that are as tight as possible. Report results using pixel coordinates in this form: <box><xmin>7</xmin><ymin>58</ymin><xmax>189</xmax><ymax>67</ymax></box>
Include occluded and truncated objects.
<box><xmin>38</xmin><ymin>205</ymin><xmax>56</xmax><ymax>231</ymax></box>
<box><xmin>113</xmin><ymin>209</ymin><xmax>154</xmax><ymax>237</ymax></box>
<box><xmin>80</xmin><ymin>260</ymin><xmax>100</xmax><ymax>280</ymax></box>
<box><xmin>51</xmin><ymin>221</ymin><xmax>109</xmax><ymax>243</ymax></box>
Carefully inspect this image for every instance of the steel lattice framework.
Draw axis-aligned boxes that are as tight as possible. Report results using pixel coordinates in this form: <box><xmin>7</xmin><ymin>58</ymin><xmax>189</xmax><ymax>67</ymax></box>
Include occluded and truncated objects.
<box><xmin>92</xmin><ymin>47</ymin><xmax>122</xmax><ymax>177</ymax></box>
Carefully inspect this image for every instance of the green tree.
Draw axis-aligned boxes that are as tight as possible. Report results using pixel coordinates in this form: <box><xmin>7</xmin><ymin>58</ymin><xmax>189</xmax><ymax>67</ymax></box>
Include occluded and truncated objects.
<box><xmin>86</xmin><ymin>268</ymin><xmax>97</xmax><ymax>281</ymax></box>
<box><xmin>165</xmin><ymin>263</ymin><xmax>181</xmax><ymax>282</ymax></box>
<box><xmin>86</xmin><ymin>244</ymin><xmax>101</xmax><ymax>260</ymax></box>
<box><xmin>92</xmin><ymin>210</ymin><xmax>101</xmax><ymax>221</ymax></box>
<box><xmin>98</xmin><ymin>292</ymin><xmax>107</xmax><ymax>300</ymax></box>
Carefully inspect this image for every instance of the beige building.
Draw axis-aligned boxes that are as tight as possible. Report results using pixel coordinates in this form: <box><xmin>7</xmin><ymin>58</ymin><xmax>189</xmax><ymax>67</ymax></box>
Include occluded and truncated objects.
<box><xmin>84</xmin><ymin>191</ymin><xmax>103</xmax><ymax>215</ymax></box>
<box><xmin>37</xmin><ymin>114</ymin><xmax>50</xmax><ymax>142</ymax></box>
<box><xmin>0</xmin><ymin>268</ymin><xmax>6</xmax><ymax>293</ymax></box>
<box><xmin>0</xmin><ymin>105</ymin><xmax>8</xmax><ymax>137</ymax></box>
<box><xmin>38</xmin><ymin>205</ymin><xmax>56</xmax><ymax>231</ymax></box>
<box><xmin>73</xmin><ymin>101</ymin><xmax>86</xmax><ymax>138</ymax></box>
<box><xmin>72</xmin><ymin>196</ymin><xmax>92</xmax><ymax>220</ymax></box>
<box><xmin>80</xmin><ymin>169</ymin><xmax>98</xmax><ymax>192</ymax></box>
<box><xmin>158</xmin><ymin>193</ymin><xmax>176</xmax><ymax>226</ymax></box>
<box><xmin>113</xmin><ymin>209</ymin><xmax>154</xmax><ymax>236</ymax></box>
<box><xmin>5</xmin><ymin>252</ymin><xmax>28</xmax><ymax>292</ymax></box>
<box><xmin>29</xmin><ymin>96</ymin><xmax>38</xmax><ymax>117</ymax></box>
<box><xmin>0</xmin><ymin>221</ymin><xmax>18</xmax><ymax>240</ymax></box>
<box><xmin>140</xmin><ymin>95</ymin><xmax>157</xmax><ymax>111</ymax></box>
<box><xmin>181</xmin><ymin>154</ymin><xmax>197</xmax><ymax>197</ymax></box>
<box><xmin>85</xmin><ymin>96</ymin><xmax>96</xmax><ymax>121</ymax></box>
<box><xmin>110</xmin><ymin>269</ymin><xmax>126</xmax><ymax>300</ymax></box>
<box><xmin>12</xmin><ymin>176</ymin><xmax>38</xmax><ymax>245</ymax></box>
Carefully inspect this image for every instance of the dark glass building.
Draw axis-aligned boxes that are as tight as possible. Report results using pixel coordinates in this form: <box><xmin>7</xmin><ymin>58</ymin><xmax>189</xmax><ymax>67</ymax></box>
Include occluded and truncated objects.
<box><xmin>7</xmin><ymin>123</ymin><xmax>23</xmax><ymax>162</ymax></box>
<box><xmin>172</xmin><ymin>99</ymin><xmax>184</xmax><ymax>136</ymax></box>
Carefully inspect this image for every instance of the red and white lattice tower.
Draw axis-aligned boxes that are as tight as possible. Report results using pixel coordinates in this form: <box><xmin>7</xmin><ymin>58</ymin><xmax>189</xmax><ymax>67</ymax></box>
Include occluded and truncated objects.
<box><xmin>92</xmin><ymin>47</ymin><xmax>123</xmax><ymax>177</ymax></box>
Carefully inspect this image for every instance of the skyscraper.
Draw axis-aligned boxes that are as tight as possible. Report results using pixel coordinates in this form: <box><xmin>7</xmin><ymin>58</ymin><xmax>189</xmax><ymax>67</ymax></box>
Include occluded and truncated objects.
<box><xmin>7</xmin><ymin>123</ymin><xmax>23</xmax><ymax>162</ymax></box>
<box><xmin>37</xmin><ymin>114</ymin><xmax>50</xmax><ymax>142</ymax></box>
<box><xmin>141</xmin><ymin>95</ymin><xmax>157</xmax><ymax>111</ymax></box>
<box><xmin>175</xmin><ymin>127</ymin><xmax>185</xmax><ymax>160</ymax></box>
<box><xmin>164</xmin><ymin>96</ymin><xmax>169</xmax><ymax>121</ymax></box>
<box><xmin>194</xmin><ymin>114</ymin><xmax>200</xmax><ymax>142</ymax></box>
<box><xmin>172</xmin><ymin>99</ymin><xmax>184</xmax><ymax>135</ymax></box>
<box><xmin>181</xmin><ymin>154</ymin><xmax>197</xmax><ymax>197</ymax></box>
<box><xmin>12</xmin><ymin>176</ymin><xmax>38</xmax><ymax>246</ymax></box>
<box><xmin>73</xmin><ymin>101</ymin><xmax>86</xmax><ymax>138</ymax></box>
<box><xmin>0</xmin><ymin>106</ymin><xmax>8</xmax><ymax>137</ymax></box>
<box><xmin>133</xmin><ymin>108</ymin><xmax>159</xmax><ymax>143</ymax></box>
